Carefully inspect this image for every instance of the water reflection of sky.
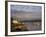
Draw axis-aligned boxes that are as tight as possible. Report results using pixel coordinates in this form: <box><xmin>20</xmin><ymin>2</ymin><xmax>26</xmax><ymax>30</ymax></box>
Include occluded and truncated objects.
<box><xmin>11</xmin><ymin>5</ymin><xmax>42</xmax><ymax>20</ymax></box>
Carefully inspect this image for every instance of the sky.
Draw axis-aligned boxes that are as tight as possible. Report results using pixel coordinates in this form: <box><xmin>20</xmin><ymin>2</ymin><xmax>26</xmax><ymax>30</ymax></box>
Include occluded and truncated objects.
<box><xmin>11</xmin><ymin>5</ymin><xmax>42</xmax><ymax>12</ymax></box>
<box><xmin>11</xmin><ymin>5</ymin><xmax>42</xmax><ymax>20</ymax></box>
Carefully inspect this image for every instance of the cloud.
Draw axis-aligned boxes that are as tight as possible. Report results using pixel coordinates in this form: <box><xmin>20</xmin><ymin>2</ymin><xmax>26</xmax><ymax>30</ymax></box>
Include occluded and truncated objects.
<box><xmin>11</xmin><ymin>5</ymin><xmax>42</xmax><ymax>20</ymax></box>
